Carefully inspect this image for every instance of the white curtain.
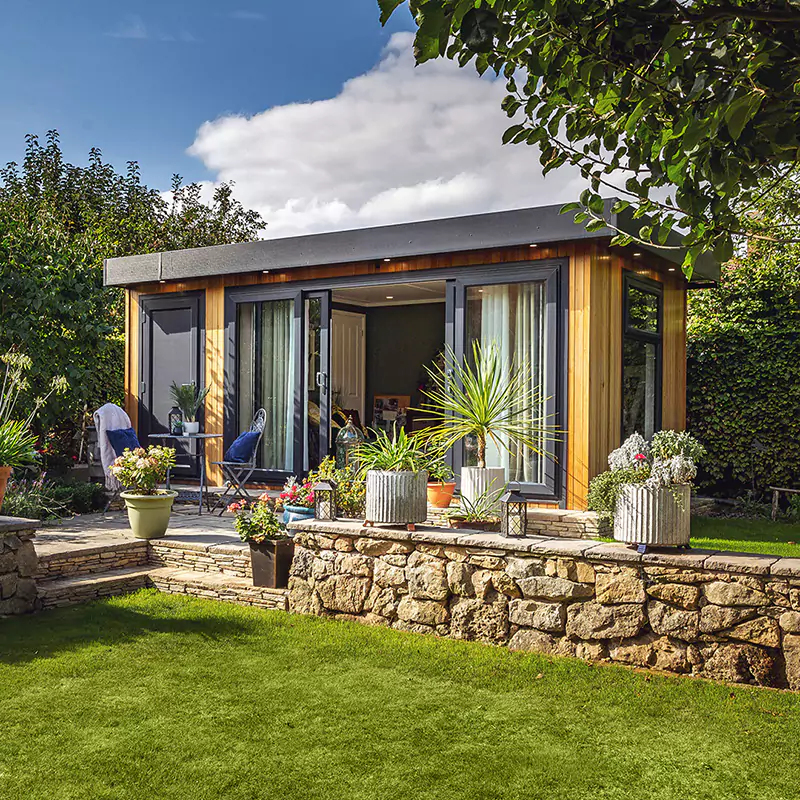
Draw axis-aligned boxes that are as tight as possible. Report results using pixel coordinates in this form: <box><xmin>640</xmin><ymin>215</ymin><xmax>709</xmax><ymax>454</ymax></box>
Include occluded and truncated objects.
<box><xmin>467</xmin><ymin>282</ymin><xmax>546</xmax><ymax>484</ymax></box>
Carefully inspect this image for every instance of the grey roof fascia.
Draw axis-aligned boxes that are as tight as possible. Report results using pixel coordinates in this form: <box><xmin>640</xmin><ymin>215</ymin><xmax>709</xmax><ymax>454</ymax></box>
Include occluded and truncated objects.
<box><xmin>103</xmin><ymin>200</ymin><xmax>719</xmax><ymax>287</ymax></box>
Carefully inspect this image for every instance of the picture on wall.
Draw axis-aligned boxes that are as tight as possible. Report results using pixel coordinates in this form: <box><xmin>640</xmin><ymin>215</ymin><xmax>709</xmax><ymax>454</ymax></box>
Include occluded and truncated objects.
<box><xmin>372</xmin><ymin>394</ymin><xmax>410</xmax><ymax>435</ymax></box>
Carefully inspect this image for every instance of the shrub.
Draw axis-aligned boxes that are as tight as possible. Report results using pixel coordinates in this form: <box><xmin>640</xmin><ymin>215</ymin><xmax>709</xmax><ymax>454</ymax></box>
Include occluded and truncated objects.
<box><xmin>308</xmin><ymin>456</ymin><xmax>365</xmax><ymax>519</ymax></box>
<box><xmin>110</xmin><ymin>446</ymin><xmax>176</xmax><ymax>494</ymax></box>
<box><xmin>51</xmin><ymin>480</ymin><xmax>107</xmax><ymax>514</ymax></box>
<box><xmin>229</xmin><ymin>495</ymin><xmax>287</xmax><ymax>543</ymax></box>
<box><xmin>586</xmin><ymin>466</ymin><xmax>648</xmax><ymax>520</ymax></box>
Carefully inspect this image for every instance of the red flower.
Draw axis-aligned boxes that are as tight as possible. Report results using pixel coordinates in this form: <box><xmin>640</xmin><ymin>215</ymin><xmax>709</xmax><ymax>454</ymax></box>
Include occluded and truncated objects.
<box><xmin>634</xmin><ymin>453</ymin><xmax>646</xmax><ymax>462</ymax></box>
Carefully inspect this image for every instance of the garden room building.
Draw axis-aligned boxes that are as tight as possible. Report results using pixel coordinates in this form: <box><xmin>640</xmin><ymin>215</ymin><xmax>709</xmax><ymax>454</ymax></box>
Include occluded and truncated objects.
<box><xmin>104</xmin><ymin>201</ymin><xmax>719</xmax><ymax>510</ymax></box>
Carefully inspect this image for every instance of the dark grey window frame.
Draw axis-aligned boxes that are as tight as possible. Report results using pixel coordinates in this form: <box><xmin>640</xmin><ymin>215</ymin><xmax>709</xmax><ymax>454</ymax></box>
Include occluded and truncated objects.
<box><xmin>621</xmin><ymin>272</ymin><xmax>663</xmax><ymax>442</ymax></box>
<box><xmin>224</xmin><ymin>260</ymin><xmax>567</xmax><ymax>501</ymax></box>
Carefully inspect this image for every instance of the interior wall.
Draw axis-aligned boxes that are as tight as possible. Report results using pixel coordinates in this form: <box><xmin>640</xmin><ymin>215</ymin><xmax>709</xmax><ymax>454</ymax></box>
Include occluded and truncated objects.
<box><xmin>363</xmin><ymin>302</ymin><xmax>446</xmax><ymax>428</ymax></box>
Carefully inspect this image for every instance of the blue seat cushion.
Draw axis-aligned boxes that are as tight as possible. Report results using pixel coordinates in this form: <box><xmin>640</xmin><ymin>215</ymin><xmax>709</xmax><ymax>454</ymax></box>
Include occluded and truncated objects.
<box><xmin>107</xmin><ymin>427</ymin><xmax>141</xmax><ymax>457</ymax></box>
<box><xmin>224</xmin><ymin>431</ymin><xmax>260</xmax><ymax>463</ymax></box>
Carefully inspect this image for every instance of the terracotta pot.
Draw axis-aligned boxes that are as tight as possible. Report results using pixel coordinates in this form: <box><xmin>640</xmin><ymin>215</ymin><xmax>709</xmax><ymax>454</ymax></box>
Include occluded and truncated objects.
<box><xmin>446</xmin><ymin>517</ymin><xmax>501</xmax><ymax>532</ymax></box>
<box><xmin>427</xmin><ymin>481</ymin><xmax>456</xmax><ymax>509</ymax></box>
<box><xmin>121</xmin><ymin>490</ymin><xmax>177</xmax><ymax>539</ymax></box>
<box><xmin>0</xmin><ymin>465</ymin><xmax>12</xmax><ymax>511</ymax></box>
<box><xmin>249</xmin><ymin>539</ymin><xmax>294</xmax><ymax>588</ymax></box>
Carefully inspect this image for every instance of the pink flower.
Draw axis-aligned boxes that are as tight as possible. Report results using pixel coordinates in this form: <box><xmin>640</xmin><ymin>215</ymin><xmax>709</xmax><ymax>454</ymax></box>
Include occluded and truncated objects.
<box><xmin>634</xmin><ymin>453</ymin><xmax>646</xmax><ymax>462</ymax></box>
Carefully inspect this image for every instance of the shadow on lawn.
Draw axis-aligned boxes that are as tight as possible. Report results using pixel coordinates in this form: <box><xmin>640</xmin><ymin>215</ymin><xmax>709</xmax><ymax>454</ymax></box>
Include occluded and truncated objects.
<box><xmin>0</xmin><ymin>591</ymin><xmax>259</xmax><ymax>665</ymax></box>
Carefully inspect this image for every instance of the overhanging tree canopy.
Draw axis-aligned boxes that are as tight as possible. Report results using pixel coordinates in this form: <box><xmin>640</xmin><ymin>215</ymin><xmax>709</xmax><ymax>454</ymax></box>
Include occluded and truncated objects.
<box><xmin>380</xmin><ymin>0</ymin><xmax>800</xmax><ymax>273</ymax></box>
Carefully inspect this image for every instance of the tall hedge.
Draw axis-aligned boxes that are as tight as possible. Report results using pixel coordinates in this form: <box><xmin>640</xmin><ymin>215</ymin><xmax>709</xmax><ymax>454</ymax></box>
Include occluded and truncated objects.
<box><xmin>687</xmin><ymin>244</ymin><xmax>800</xmax><ymax>496</ymax></box>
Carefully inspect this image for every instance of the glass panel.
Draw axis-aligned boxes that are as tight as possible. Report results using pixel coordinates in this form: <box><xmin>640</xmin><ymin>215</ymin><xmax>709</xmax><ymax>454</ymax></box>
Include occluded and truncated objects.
<box><xmin>627</xmin><ymin>286</ymin><xmax>660</xmax><ymax>333</ymax></box>
<box><xmin>305</xmin><ymin>297</ymin><xmax>322</xmax><ymax>472</ymax></box>
<box><xmin>622</xmin><ymin>338</ymin><xmax>658</xmax><ymax>439</ymax></box>
<box><xmin>465</xmin><ymin>281</ymin><xmax>547</xmax><ymax>485</ymax></box>
<box><xmin>236</xmin><ymin>299</ymin><xmax>295</xmax><ymax>471</ymax></box>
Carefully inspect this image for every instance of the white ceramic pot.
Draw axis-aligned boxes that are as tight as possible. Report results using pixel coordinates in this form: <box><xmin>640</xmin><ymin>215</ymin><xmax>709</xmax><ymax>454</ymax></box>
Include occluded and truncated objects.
<box><xmin>460</xmin><ymin>466</ymin><xmax>506</xmax><ymax>513</ymax></box>
<box><xmin>183</xmin><ymin>421</ymin><xmax>200</xmax><ymax>435</ymax></box>
<box><xmin>365</xmin><ymin>470</ymin><xmax>428</xmax><ymax>525</ymax></box>
<box><xmin>614</xmin><ymin>484</ymin><xmax>691</xmax><ymax>548</ymax></box>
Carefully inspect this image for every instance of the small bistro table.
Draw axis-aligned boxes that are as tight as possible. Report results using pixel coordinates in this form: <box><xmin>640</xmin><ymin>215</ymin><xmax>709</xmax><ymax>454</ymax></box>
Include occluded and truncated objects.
<box><xmin>148</xmin><ymin>432</ymin><xmax>223</xmax><ymax>516</ymax></box>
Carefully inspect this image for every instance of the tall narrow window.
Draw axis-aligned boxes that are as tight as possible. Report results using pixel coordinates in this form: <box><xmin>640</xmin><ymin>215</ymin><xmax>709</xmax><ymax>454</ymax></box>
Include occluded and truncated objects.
<box><xmin>465</xmin><ymin>280</ymin><xmax>547</xmax><ymax>485</ymax></box>
<box><xmin>622</xmin><ymin>276</ymin><xmax>662</xmax><ymax>440</ymax></box>
<box><xmin>236</xmin><ymin>299</ymin><xmax>296</xmax><ymax>471</ymax></box>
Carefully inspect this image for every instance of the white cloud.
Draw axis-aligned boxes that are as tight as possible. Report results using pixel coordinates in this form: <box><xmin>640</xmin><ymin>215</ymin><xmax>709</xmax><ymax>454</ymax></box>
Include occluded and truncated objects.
<box><xmin>106</xmin><ymin>14</ymin><xmax>199</xmax><ymax>42</ymax></box>
<box><xmin>187</xmin><ymin>32</ymin><xmax>588</xmax><ymax>239</ymax></box>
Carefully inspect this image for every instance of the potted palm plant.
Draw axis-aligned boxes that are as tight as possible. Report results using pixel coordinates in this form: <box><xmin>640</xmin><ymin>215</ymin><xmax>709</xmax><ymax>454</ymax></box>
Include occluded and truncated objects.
<box><xmin>169</xmin><ymin>382</ymin><xmax>210</xmax><ymax>435</ymax></box>
<box><xmin>417</xmin><ymin>341</ymin><xmax>555</xmax><ymax>510</ymax></box>
<box><xmin>229</xmin><ymin>494</ymin><xmax>293</xmax><ymax>588</ymax></box>
<box><xmin>358</xmin><ymin>428</ymin><xmax>428</xmax><ymax>530</ymax></box>
<box><xmin>110</xmin><ymin>445</ymin><xmax>177</xmax><ymax>539</ymax></box>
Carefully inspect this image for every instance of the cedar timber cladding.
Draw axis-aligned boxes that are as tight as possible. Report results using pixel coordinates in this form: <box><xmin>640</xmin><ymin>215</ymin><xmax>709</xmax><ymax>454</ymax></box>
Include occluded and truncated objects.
<box><xmin>121</xmin><ymin>238</ymin><xmax>689</xmax><ymax>508</ymax></box>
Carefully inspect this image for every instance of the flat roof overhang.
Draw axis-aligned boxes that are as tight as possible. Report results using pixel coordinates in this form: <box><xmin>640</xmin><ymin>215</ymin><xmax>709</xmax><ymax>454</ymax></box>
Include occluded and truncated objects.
<box><xmin>104</xmin><ymin>200</ymin><xmax>720</xmax><ymax>287</ymax></box>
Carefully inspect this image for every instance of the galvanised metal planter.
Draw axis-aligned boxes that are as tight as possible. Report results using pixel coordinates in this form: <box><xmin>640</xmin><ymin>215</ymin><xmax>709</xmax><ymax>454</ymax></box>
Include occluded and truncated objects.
<box><xmin>614</xmin><ymin>484</ymin><xmax>691</xmax><ymax>551</ymax></box>
<box><xmin>365</xmin><ymin>470</ymin><xmax>428</xmax><ymax>529</ymax></box>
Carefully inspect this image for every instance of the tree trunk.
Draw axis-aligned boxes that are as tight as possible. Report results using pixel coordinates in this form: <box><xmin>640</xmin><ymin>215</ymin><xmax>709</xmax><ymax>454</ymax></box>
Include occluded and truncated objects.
<box><xmin>477</xmin><ymin>434</ymin><xmax>486</xmax><ymax>469</ymax></box>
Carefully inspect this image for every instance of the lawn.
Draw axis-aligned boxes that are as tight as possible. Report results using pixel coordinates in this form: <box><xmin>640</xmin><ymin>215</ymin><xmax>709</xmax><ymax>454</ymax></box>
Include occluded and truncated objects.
<box><xmin>1</xmin><ymin>592</ymin><xmax>799</xmax><ymax>800</ymax></box>
<box><xmin>691</xmin><ymin>515</ymin><xmax>800</xmax><ymax>558</ymax></box>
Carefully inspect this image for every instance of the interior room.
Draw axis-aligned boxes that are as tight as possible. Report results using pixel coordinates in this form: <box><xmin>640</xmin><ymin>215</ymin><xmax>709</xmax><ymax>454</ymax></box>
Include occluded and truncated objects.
<box><xmin>330</xmin><ymin>280</ymin><xmax>447</xmax><ymax>437</ymax></box>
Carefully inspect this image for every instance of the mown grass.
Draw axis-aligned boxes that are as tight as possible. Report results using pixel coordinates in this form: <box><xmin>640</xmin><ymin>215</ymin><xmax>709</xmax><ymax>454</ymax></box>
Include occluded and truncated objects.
<box><xmin>1</xmin><ymin>590</ymin><xmax>799</xmax><ymax>800</ymax></box>
<box><xmin>691</xmin><ymin>515</ymin><xmax>800</xmax><ymax>558</ymax></box>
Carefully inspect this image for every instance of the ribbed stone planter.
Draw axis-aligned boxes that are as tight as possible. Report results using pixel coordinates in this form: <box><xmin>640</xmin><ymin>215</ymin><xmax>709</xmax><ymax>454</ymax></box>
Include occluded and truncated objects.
<box><xmin>365</xmin><ymin>470</ymin><xmax>428</xmax><ymax>528</ymax></box>
<box><xmin>460</xmin><ymin>466</ymin><xmax>506</xmax><ymax>513</ymax></box>
<box><xmin>614</xmin><ymin>484</ymin><xmax>691</xmax><ymax>549</ymax></box>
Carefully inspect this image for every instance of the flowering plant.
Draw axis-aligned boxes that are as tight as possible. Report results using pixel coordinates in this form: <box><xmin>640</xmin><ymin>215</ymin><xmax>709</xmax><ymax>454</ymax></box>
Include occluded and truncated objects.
<box><xmin>228</xmin><ymin>494</ymin><xmax>288</xmax><ymax>543</ymax></box>
<box><xmin>110</xmin><ymin>446</ymin><xmax>176</xmax><ymax>495</ymax></box>
<box><xmin>588</xmin><ymin>430</ymin><xmax>705</xmax><ymax>518</ymax></box>
<box><xmin>278</xmin><ymin>476</ymin><xmax>315</xmax><ymax>509</ymax></box>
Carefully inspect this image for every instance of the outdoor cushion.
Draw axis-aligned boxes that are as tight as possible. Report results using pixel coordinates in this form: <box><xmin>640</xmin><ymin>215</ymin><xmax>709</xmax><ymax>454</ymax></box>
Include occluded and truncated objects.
<box><xmin>106</xmin><ymin>427</ymin><xmax>140</xmax><ymax>457</ymax></box>
<box><xmin>224</xmin><ymin>431</ymin><xmax>260</xmax><ymax>463</ymax></box>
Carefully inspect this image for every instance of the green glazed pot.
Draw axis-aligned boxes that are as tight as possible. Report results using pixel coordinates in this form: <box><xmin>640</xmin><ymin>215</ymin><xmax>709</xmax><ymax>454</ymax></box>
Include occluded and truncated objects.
<box><xmin>121</xmin><ymin>490</ymin><xmax>177</xmax><ymax>539</ymax></box>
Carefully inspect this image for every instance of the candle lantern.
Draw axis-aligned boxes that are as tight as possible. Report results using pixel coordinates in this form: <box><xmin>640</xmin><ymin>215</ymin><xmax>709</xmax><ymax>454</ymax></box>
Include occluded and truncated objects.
<box><xmin>168</xmin><ymin>406</ymin><xmax>183</xmax><ymax>436</ymax></box>
<box><xmin>500</xmin><ymin>489</ymin><xmax>528</xmax><ymax>538</ymax></box>
<box><xmin>313</xmin><ymin>479</ymin><xmax>337</xmax><ymax>521</ymax></box>
<box><xmin>335</xmin><ymin>416</ymin><xmax>364</xmax><ymax>470</ymax></box>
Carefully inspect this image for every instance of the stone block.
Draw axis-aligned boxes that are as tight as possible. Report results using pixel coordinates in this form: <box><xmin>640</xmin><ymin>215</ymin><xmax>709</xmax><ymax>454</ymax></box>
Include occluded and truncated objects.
<box><xmin>783</xmin><ymin>634</ymin><xmax>800</xmax><ymax>690</ymax></box>
<box><xmin>575</xmin><ymin>562</ymin><xmax>596</xmax><ymax>584</ymax></box>
<box><xmin>595</xmin><ymin>572</ymin><xmax>646</xmax><ymax>605</ymax></box>
<box><xmin>446</xmin><ymin>561</ymin><xmax>475</xmax><ymax>597</ymax></box>
<box><xmin>509</xmin><ymin>599</ymin><xmax>566</xmax><ymax>633</ymax></box>
<box><xmin>450</xmin><ymin>592</ymin><xmax>509</xmax><ymax>644</ymax></box>
<box><xmin>723</xmin><ymin>616</ymin><xmax>781</xmax><ymax>648</ymax></box>
<box><xmin>700</xmin><ymin>642</ymin><xmax>777</xmax><ymax>686</ymax></box>
<box><xmin>646</xmin><ymin>582</ymin><xmax>701</xmax><ymax>610</ymax></box>
<box><xmin>491</xmin><ymin>571</ymin><xmax>521</xmax><ymax>598</ymax></box>
<box><xmin>505</xmin><ymin>557</ymin><xmax>542</xmax><ymax>580</ymax></box>
<box><xmin>15</xmin><ymin>541</ymin><xmax>38</xmax><ymax>577</ymax></box>
<box><xmin>647</xmin><ymin>600</ymin><xmax>699</xmax><ymax>640</ymax></box>
<box><xmin>407</xmin><ymin>559</ymin><xmax>449</xmax><ymax>601</ymax></box>
<box><xmin>468</xmin><ymin>555</ymin><xmax>506</xmax><ymax>570</ymax></box>
<box><xmin>373</xmin><ymin>559</ymin><xmax>406</xmax><ymax>589</ymax></box>
<box><xmin>517</xmin><ymin>575</ymin><xmax>594</xmax><ymax>602</ymax></box>
<box><xmin>608</xmin><ymin>633</ymin><xmax>690</xmax><ymax>673</ymax></box>
<box><xmin>700</xmin><ymin>604</ymin><xmax>757</xmax><ymax>633</ymax></box>
<box><xmin>333</xmin><ymin>537</ymin><xmax>354</xmax><ymax>552</ymax></box>
<box><xmin>0</xmin><ymin>572</ymin><xmax>17</xmax><ymax>600</ymax></box>
<box><xmin>336</xmin><ymin>553</ymin><xmax>373</xmax><ymax>577</ymax></box>
<box><xmin>315</xmin><ymin>574</ymin><xmax>371</xmax><ymax>614</ymax></box>
<box><xmin>365</xmin><ymin>585</ymin><xmax>398</xmax><ymax>619</ymax></box>
<box><xmin>566</xmin><ymin>602</ymin><xmax>646</xmax><ymax>640</ymax></box>
<box><xmin>397</xmin><ymin>596</ymin><xmax>449</xmax><ymax>626</ymax></box>
<box><xmin>703</xmin><ymin>581</ymin><xmax>769</xmax><ymax>608</ymax></box>
<box><xmin>779</xmin><ymin>611</ymin><xmax>800</xmax><ymax>633</ymax></box>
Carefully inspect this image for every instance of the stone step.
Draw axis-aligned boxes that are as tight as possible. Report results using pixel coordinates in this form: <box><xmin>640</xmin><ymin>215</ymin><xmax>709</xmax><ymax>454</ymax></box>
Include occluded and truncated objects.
<box><xmin>38</xmin><ymin>566</ymin><xmax>152</xmax><ymax>609</ymax></box>
<box><xmin>148</xmin><ymin>567</ymin><xmax>288</xmax><ymax>611</ymax></box>
<box><xmin>37</xmin><ymin>540</ymin><xmax>149</xmax><ymax>580</ymax></box>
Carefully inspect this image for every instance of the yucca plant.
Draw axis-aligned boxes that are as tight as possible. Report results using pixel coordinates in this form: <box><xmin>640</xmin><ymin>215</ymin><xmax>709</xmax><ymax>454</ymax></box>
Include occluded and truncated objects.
<box><xmin>357</xmin><ymin>428</ymin><xmax>425</xmax><ymax>474</ymax></box>
<box><xmin>0</xmin><ymin>420</ymin><xmax>38</xmax><ymax>470</ymax></box>
<box><xmin>416</xmin><ymin>341</ymin><xmax>558</xmax><ymax>468</ymax></box>
<box><xmin>169</xmin><ymin>382</ymin><xmax>210</xmax><ymax>422</ymax></box>
<box><xmin>445</xmin><ymin>480</ymin><xmax>506</xmax><ymax>523</ymax></box>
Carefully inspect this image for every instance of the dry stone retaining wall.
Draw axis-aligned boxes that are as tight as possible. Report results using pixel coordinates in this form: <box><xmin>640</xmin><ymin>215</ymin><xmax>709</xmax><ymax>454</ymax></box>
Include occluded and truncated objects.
<box><xmin>0</xmin><ymin>517</ymin><xmax>40</xmax><ymax>615</ymax></box>
<box><xmin>288</xmin><ymin>520</ymin><xmax>800</xmax><ymax>689</ymax></box>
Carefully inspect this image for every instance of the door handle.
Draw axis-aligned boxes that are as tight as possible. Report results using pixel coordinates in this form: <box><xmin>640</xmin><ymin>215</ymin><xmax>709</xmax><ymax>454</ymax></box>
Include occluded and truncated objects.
<box><xmin>316</xmin><ymin>371</ymin><xmax>328</xmax><ymax>394</ymax></box>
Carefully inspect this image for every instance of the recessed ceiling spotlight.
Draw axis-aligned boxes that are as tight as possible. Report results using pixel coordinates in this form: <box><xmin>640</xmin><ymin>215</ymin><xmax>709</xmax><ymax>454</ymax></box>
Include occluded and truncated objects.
<box><xmin>633</xmin><ymin>252</ymin><xmax>642</xmax><ymax>257</ymax></box>
<box><xmin>383</xmin><ymin>258</ymin><xmax>391</xmax><ymax>262</ymax></box>
<box><xmin>668</xmin><ymin>268</ymin><xmax>676</xmax><ymax>272</ymax></box>
<box><xmin>385</xmin><ymin>295</ymin><xmax>394</xmax><ymax>300</ymax></box>
<box><xmin>262</xmin><ymin>270</ymin><xmax>270</xmax><ymax>274</ymax></box>
<box><xmin>529</xmin><ymin>243</ymin><xmax>538</xmax><ymax>248</ymax></box>
<box><xmin>159</xmin><ymin>280</ymin><xmax>166</xmax><ymax>284</ymax></box>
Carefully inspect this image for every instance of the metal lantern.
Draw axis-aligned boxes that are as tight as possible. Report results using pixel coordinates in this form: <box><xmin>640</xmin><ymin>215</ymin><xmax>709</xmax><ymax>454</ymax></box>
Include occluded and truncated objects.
<box><xmin>168</xmin><ymin>406</ymin><xmax>183</xmax><ymax>436</ymax></box>
<box><xmin>335</xmin><ymin>415</ymin><xmax>365</xmax><ymax>470</ymax></box>
<box><xmin>313</xmin><ymin>479</ymin><xmax>337</xmax><ymax>521</ymax></box>
<box><xmin>501</xmin><ymin>489</ymin><xmax>528</xmax><ymax>538</ymax></box>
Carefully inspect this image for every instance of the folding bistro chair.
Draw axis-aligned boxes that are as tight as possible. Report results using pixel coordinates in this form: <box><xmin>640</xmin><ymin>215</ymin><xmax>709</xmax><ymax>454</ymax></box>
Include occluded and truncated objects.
<box><xmin>210</xmin><ymin>408</ymin><xmax>267</xmax><ymax>514</ymax></box>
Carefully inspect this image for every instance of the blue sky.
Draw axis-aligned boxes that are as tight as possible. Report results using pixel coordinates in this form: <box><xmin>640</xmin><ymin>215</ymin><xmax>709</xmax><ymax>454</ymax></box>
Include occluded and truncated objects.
<box><xmin>2</xmin><ymin>1</ymin><xmax>584</xmax><ymax>237</ymax></box>
<box><xmin>1</xmin><ymin>1</ymin><xmax>413</xmax><ymax>187</ymax></box>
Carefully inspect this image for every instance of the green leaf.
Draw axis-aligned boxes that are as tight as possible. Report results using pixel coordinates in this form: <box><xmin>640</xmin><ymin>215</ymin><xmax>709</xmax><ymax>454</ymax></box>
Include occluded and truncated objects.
<box><xmin>460</xmin><ymin>7</ymin><xmax>500</xmax><ymax>53</ymax></box>
<box><xmin>378</xmin><ymin>0</ymin><xmax>405</xmax><ymax>25</ymax></box>
<box><xmin>560</xmin><ymin>202</ymin><xmax>582</xmax><ymax>214</ymax></box>
<box><xmin>725</xmin><ymin>93</ymin><xmax>765</xmax><ymax>141</ymax></box>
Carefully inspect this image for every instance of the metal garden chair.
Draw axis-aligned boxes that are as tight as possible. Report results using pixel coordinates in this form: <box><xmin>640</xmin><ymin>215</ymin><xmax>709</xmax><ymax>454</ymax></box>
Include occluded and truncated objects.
<box><xmin>209</xmin><ymin>408</ymin><xmax>267</xmax><ymax>514</ymax></box>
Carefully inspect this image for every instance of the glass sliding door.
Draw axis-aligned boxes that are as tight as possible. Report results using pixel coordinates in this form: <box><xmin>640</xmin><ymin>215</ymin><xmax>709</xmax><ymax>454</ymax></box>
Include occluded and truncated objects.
<box><xmin>465</xmin><ymin>281</ymin><xmax>548</xmax><ymax>485</ymax></box>
<box><xmin>453</xmin><ymin>262</ymin><xmax>564</xmax><ymax>500</ymax></box>
<box><xmin>304</xmin><ymin>292</ymin><xmax>331</xmax><ymax>472</ymax></box>
<box><xmin>236</xmin><ymin>297</ymin><xmax>296</xmax><ymax>472</ymax></box>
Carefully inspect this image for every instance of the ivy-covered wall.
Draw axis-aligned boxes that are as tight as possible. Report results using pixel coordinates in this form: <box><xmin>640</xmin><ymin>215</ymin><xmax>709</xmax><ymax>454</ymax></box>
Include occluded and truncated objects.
<box><xmin>687</xmin><ymin>248</ymin><xmax>800</xmax><ymax>496</ymax></box>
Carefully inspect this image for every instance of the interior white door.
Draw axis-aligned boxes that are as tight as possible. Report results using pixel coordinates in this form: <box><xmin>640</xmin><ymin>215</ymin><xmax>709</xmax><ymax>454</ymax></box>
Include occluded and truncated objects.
<box><xmin>331</xmin><ymin>309</ymin><xmax>365</xmax><ymax>420</ymax></box>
